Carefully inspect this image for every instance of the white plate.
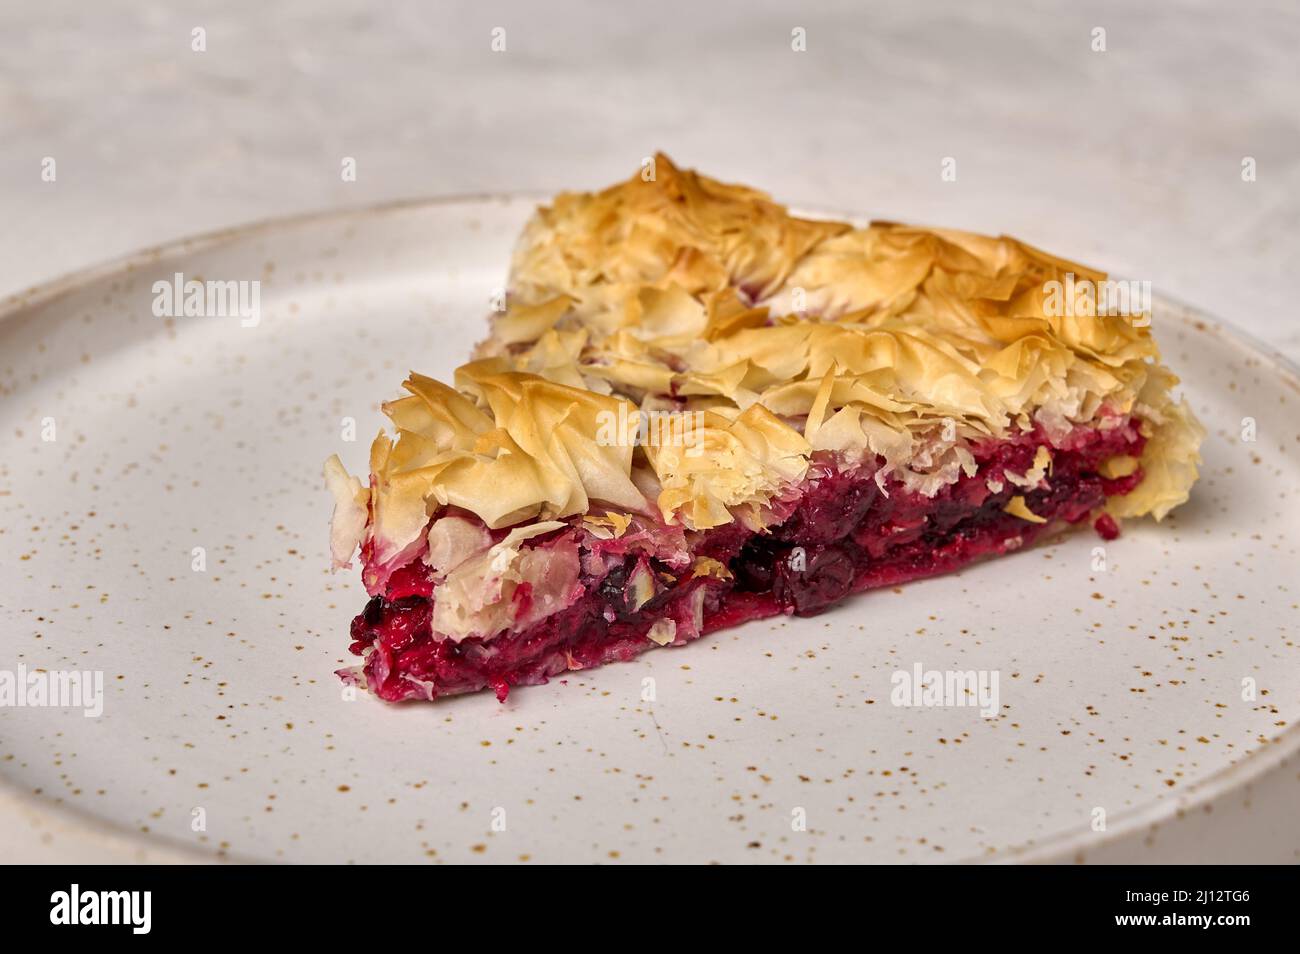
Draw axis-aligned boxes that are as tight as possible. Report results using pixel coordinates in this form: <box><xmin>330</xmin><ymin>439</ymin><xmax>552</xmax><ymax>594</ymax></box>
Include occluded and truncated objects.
<box><xmin>2</xmin><ymin>197</ymin><xmax>1298</xmax><ymax>864</ymax></box>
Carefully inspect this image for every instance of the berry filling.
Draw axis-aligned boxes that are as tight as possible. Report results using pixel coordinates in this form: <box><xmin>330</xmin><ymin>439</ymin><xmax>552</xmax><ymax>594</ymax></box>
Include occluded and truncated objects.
<box><xmin>343</xmin><ymin>419</ymin><xmax>1146</xmax><ymax>702</ymax></box>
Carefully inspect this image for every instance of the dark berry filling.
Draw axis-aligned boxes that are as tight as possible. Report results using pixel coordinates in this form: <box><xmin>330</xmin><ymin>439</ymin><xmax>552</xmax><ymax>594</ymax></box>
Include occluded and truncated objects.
<box><xmin>344</xmin><ymin>419</ymin><xmax>1146</xmax><ymax>702</ymax></box>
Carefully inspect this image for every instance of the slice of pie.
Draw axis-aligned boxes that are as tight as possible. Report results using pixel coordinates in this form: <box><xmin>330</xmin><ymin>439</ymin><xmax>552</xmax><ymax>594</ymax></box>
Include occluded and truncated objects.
<box><xmin>325</xmin><ymin>154</ymin><xmax>1204</xmax><ymax>703</ymax></box>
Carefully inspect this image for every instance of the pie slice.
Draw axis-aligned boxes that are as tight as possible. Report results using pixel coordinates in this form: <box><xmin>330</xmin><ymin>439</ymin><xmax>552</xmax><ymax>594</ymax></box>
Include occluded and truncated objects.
<box><xmin>325</xmin><ymin>154</ymin><xmax>1204</xmax><ymax>703</ymax></box>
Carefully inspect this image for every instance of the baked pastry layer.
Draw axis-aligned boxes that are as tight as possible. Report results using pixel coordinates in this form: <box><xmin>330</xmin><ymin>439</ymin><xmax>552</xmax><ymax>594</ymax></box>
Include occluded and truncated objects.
<box><xmin>326</xmin><ymin>155</ymin><xmax>1203</xmax><ymax>701</ymax></box>
<box><xmin>345</xmin><ymin>419</ymin><xmax>1144</xmax><ymax>702</ymax></box>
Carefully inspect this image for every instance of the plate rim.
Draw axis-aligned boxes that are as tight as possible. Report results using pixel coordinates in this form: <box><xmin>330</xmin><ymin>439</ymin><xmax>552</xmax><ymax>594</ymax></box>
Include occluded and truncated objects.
<box><xmin>2</xmin><ymin>195</ymin><xmax>1297</xmax><ymax>865</ymax></box>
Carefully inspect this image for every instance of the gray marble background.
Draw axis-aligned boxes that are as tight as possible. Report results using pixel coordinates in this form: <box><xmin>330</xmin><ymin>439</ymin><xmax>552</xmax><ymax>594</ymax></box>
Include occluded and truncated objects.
<box><xmin>3</xmin><ymin>0</ymin><xmax>1297</xmax><ymax>357</ymax></box>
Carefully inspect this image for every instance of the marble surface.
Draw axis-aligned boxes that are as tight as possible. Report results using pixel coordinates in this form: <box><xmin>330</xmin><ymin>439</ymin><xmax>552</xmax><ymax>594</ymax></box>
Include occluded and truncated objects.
<box><xmin>3</xmin><ymin>0</ymin><xmax>1298</xmax><ymax>359</ymax></box>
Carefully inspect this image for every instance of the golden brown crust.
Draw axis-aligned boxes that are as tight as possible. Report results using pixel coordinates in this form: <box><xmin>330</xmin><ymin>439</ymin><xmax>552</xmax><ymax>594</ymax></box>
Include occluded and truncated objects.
<box><xmin>327</xmin><ymin>155</ymin><xmax>1203</xmax><ymax>568</ymax></box>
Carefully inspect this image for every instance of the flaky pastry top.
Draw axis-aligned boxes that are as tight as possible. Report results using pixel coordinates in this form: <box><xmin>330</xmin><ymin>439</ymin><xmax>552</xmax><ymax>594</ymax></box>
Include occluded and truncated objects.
<box><xmin>327</xmin><ymin>154</ymin><xmax>1203</xmax><ymax>583</ymax></box>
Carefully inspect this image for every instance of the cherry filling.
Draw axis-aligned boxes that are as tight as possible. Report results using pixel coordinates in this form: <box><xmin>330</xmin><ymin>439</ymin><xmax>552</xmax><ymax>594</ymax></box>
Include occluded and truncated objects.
<box><xmin>345</xmin><ymin>419</ymin><xmax>1146</xmax><ymax>702</ymax></box>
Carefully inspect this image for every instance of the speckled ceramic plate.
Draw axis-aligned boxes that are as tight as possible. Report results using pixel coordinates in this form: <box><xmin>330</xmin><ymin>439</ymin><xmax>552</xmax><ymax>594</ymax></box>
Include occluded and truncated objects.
<box><xmin>2</xmin><ymin>196</ymin><xmax>1298</xmax><ymax>865</ymax></box>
